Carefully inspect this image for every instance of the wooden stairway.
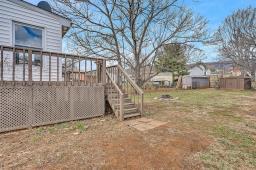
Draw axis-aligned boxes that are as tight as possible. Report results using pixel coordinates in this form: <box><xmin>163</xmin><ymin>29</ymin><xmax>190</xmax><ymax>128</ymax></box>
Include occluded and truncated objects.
<box><xmin>107</xmin><ymin>87</ymin><xmax>141</xmax><ymax>119</ymax></box>
<box><xmin>106</xmin><ymin>65</ymin><xmax>144</xmax><ymax>120</ymax></box>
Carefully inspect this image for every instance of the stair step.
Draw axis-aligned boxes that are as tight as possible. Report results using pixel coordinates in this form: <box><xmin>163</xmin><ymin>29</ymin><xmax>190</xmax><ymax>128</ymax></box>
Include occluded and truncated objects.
<box><xmin>110</xmin><ymin>98</ymin><xmax>132</xmax><ymax>102</ymax></box>
<box><xmin>114</xmin><ymin>102</ymin><xmax>135</xmax><ymax>106</ymax></box>
<box><xmin>124</xmin><ymin>112</ymin><xmax>141</xmax><ymax>119</ymax></box>
<box><xmin>114</xmin><ymin>103</ymin><xmax>136</xmax><ymax>109</ymax></box>
<box><xmin>124</xmin><ymin>108</ymin><xmax>138</xmax><ymax>114</ymax></box>
<box><xmin>107</xmin><ymin>93</ymin><xmax>128</xmax><ymax>98</ymax></box>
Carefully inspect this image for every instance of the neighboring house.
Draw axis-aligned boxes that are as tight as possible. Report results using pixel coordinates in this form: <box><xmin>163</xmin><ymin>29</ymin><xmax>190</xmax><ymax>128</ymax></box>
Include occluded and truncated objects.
<box><xmin>204</xmin><ymin>61</ymin><xmax>242</xmax><ymax>77</ymax></box>
<box><xmin>187</xmin><ymin>61</ymin><xmax>244</xmax><ymax>77</ymax></box>
<box><xmin>151</xmin><ymin>72</ymin><xmax>173</xmax><ymax>87</ymax></box>
<box><xmin>187</xmin><ymin>63</ymin><xmax>207</xmax><ymax>76</ymax></box>
<box><xmin>0</xmin><ymin>0</ymin><xmax>71</xmax><ymax>81</ymax></box>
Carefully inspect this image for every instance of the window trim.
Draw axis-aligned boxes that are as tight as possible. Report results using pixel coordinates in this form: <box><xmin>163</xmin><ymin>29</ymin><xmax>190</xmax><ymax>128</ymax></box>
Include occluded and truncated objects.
<box><xmin>13</xmin><ymin>22</ymin><xmax>45</xmax><ymax>66</ymax></box>
<box><xmin>12</xmin><ymin>21</ymin><xmax>45</xmax><ymax>50</ymax></box>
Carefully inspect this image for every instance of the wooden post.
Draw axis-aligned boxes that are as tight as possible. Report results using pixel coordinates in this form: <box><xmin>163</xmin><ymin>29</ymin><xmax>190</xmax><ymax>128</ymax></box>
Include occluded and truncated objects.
<box><xmin>117</xmin><ymin>67</ymin><xmax>120</xmax><ymax>86</ymax></box>
<box><xmin>28</xmin><ymin>49</ymin><xmax>32</xmax><ymax>86</ymax></box>
<box><xmin>71</xmin><ymin>56</ymin><xmax>74</xmax><ymax>86</ymax></box>
<box><xmin>23</xmin><ymin>49</ymin><xmax>26</xmax><ymax>83</ymax></box>
<box><xmin>0</xmin><ymin>46</ymin><xmax>3</xmax><ymax>82</ymax></box>
<box><xmin>40</xmin><ymin>51</ymin><xmax>43</xmax><ymax>85</ymax></box>
<box><xmin>12</xmin><ymin>48</ymin><xmax>16</xmax><ymax>84</ymax></box>
<box><xmin>78</xmin><ymin>56</ymin><xmax>81</xmax><ymax>86</ymax></box>
<box><xmin>84</xmin><ymin>58</ymin><xmax>87</xmax><ymax>85</ymax></box>
<box><xmin>120</xmin><ymin>94</ymin><xmax>124</xmax><ymax>120</ymax></box>
<box><xmin>57</xmin><ymin>54</ymin><xmax>59</xmax><ymax>85</ymax></box>
<box><xmin>64</xmin><ymin>54</ymin><xmax>67</xmax><ymax>86</ymax></box>
<box><xmin>102</xmin><ymin>59</ymin><xmax>106</xmax><ymax>85</ymax></box>
<box><xmin>141</xmin><ymin>93</ymin><xmax>144</xmax><ymax>115</ymax></box>
<box><xmin>48</xmin><ymin>52</ymin><xmax>51</xmax><ymax>85</ymax></box>
<box><xmin>95</xmin><ymin>59</ymin><xmax>100</xmax><ymax>84</ymax></box>
<box><xmin>90</xmin><ymin>59</ymin><xmax>92</xmax><ymax>85</ymax></box>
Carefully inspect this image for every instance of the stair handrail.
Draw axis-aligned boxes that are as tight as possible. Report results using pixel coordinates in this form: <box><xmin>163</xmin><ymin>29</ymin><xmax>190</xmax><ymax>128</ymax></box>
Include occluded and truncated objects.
<box><xmin>106</xmin><ymin>70</ymin><xmax>124</xmax><ymax>120</ymax></box>
<box><xmin>117</xmin><ymin>65</ymin><xmax>144</xmax><ymax>95</ymax></box>
<box><xmin>116</xmin><ymin>64</ymin><xmax>144</xmax><ymax>115</ymax></box>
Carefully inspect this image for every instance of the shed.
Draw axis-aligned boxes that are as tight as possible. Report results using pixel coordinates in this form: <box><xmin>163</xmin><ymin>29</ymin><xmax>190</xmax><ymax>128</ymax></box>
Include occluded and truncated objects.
<box><xmin>182</xmin><ymin>76</ymin><xmax>209</xmax><ymax>89</ymax></box>
<box><xmin>219</xmin><ymin>77</ymin><xmax>251</xmax><ymax>89</ymax></box>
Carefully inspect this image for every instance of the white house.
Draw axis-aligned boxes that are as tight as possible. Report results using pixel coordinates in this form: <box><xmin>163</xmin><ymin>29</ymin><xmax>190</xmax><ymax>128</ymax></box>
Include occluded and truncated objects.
<box><xmin>187</xmin><ymin>63</ymin><xmax>207</xmax><ymax>76</ymax></box>
<box><xmin>151</xmin><ymin>72</ymin><xmax>173</xmax><ymax>86</ymax></box>
<box><xmin>0</xmin><ymin>0</ymin><xmax>71</xmax><ymax>81</ymax></box>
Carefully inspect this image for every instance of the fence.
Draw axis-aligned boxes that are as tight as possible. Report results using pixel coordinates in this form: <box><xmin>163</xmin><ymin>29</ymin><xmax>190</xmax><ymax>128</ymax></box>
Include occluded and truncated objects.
<box><xmin>219</xmin><ymin>77</ymin><xmax>251</xmax><ymax>89</ymax></box>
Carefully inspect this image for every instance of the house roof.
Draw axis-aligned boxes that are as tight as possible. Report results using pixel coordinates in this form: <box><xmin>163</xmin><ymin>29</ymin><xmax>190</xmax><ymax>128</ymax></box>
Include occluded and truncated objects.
<box><xmin>187</xmin><ymin>62</ymin><xmax>207</xmax><ymax>70</ymax></box>
<box><xmin>187</xmin><ymin>61</ymin><xmax>235</xmax><ymax>70</ymax></box>
<box><xmin>10</xmin><ymin>0</ymin><xmax>71</xmax><ymax>28</ymax></box>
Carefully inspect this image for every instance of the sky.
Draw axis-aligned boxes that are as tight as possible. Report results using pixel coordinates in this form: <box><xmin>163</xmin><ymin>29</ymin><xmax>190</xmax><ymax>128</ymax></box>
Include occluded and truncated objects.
<box><xmin>27</xmin><ymin>0</ymin><xmax>256</xmax><ymax>62</ymax></box>
<box><xmin>182</xmin><ymin>0</ymin><xmax>256</xmax><ymax>61</ymax></box>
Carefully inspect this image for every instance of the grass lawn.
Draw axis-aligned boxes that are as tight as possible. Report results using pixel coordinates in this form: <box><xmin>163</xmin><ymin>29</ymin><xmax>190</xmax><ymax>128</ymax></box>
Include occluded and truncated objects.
<box><xmin>144</xmin><ymin>89</ymin><xmax>256</xmax><ymax>169</ymax></box>
<box><xmin>0</xmin><ymin>89</ymin><xmax>255</xmax><ymax>169</ymax></box>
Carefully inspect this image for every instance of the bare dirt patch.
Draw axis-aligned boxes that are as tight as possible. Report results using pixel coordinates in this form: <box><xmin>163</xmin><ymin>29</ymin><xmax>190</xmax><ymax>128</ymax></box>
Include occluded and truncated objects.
<box><xmin>0</xmin><ymin>116</ymin><xmax>210</xmax><ymax>169</ymax></box>
<box><xmin>102</xmin><ymin>125</ymin><xmax>210</xmax><ymax>169</ymax></box>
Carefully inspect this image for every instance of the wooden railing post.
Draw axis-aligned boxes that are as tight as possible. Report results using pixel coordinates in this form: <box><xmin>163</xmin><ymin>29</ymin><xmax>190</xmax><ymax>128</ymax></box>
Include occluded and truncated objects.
<box><xmin>141</xmin><ymin>93</ymin><xmax>144</xmax><ymax>115</ymax></box>
<box><xmin>102</xmin><ymin>59</ymin><xmax>106</xmax><ymax>84</ymax></box>
<box><xmin>64</xmin><ymin>54</ymin><xmax>67</xmax><ymax>86</ymax></box>
<box><xmin>57</xmin><ymin>54</ymin><xmax>59</xmax><ymax>85</ymax></box>
<box><xmin>117</xmin><ymin>67</ymin><xmax>120</xmax><ymax>86</ymax></box>
<box><xmin>71</xmin><ymin>56</ymin><xmax>74</xmax><ymax>86</ymax></box>
<box><xmin>28</xmin><ymin>49</ymin><xmax>32</xmax><ymax>86</ymax></box>
<box><xmin>78</xmin><ymin>56</ymin><xmax>81</xmax><ymax>86</ymax></box>
<box><xmin>22</xmin><ymin>49</ymin><xmax>26</xmax><ymax>83</ymax></box>
<box><xmin>12</xmin><ymin>48</ymin><xmax>16</xmax><ymax>84</ymax></box>
<box><xmin>40</xmin><ymin>51</ymin><xmax>43</xmax><ymax>85</ymax></box>
<box><xmin>90</xmin><ymin>59</ymin><xmax>92</xmax><ymax>85</ymax></box>
<box><xmin>84</xmin><ymin>58</ymin><xmax>87</xmax><ymax>85</ymax></box>
<box><xmin>48</xmin><ymin>52</ymin><xmax>51</xmax><ymax>85</ymax></box>
<box><xmin>96</xmin><ymin>59</ymin><xmax>100</xmax><ymax>84</ymax></box>
<box><xmin>1</xmin><ymin>46</ymin><xmax>3</xmax><ymax>82</ymax></box>
<box><xmin>120</xmin><ymin>94</ymin><xmax>124</xmax><ymax>120</ymax></box>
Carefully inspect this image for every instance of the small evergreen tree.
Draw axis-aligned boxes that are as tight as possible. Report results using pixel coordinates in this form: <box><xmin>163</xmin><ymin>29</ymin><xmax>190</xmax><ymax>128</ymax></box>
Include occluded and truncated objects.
<box><xmin>155</xmin><ymin>44</ymin><xmax>188</xmax><ymax>76</ymax></box>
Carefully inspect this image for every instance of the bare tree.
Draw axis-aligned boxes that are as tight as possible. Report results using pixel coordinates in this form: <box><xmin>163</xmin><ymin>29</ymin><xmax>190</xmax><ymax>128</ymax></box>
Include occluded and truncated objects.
<box><xmin>214</xmin><ymin>7</ymin><xmax>256</xmax><ymax>80</ymax></box>
<box><xmin>52</xmin><ymin>0</ymin><xmax>208</xmax><ymax>86</ymax></box>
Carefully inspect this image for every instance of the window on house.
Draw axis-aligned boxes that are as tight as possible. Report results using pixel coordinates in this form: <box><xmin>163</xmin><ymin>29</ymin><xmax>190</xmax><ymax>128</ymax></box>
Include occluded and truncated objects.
<box><xmin>14</xmin><ymin>23</ymin><xmax>43</xmax><ymax>65</ymax></box>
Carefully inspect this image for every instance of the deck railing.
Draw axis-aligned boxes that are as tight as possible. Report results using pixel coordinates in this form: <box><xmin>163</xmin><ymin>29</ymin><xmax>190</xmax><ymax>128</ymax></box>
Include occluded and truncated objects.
<box><xmin>0</xmin><ymin>46</ymin><xmax>106</xmax><ymax>86</ymax></box>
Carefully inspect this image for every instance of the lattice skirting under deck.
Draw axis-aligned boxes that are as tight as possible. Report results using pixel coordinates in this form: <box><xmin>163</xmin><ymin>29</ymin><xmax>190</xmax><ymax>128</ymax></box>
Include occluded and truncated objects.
<box><xmin>0</xmin><ymin>85</ymin><xmax>105</xmax><ymax>133</ymax></box>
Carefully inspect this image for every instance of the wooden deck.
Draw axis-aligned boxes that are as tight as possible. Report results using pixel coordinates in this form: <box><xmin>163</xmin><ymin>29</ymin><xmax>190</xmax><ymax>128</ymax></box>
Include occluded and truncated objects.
<box><xmin>0</xmin><ymin>46</ymin><xmax>144</xmax><ymax>133</ymax></box>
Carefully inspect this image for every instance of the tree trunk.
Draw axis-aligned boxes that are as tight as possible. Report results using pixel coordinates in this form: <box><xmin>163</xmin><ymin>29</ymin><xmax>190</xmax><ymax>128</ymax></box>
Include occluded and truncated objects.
<box><xmin>251</xmin><ymin>61</ymin><xmax>256</xmax><ymax>81</ymax></box>
<box><xmin>135</xmin><ymin>65</ymin><xmax>143</xmax><ymax>87</ymax></box>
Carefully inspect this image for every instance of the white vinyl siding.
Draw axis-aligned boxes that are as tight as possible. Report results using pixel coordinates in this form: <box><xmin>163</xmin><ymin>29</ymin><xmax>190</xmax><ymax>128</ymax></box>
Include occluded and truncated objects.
<box><xmin>0</xmin><ymin>0</ymin><xmax>64</xmax><ymax>81</ymax></box>
<box><xmin>188</xmin><ymin>65</ymin><xmax>206</xmax><ymax>76</ymax></box>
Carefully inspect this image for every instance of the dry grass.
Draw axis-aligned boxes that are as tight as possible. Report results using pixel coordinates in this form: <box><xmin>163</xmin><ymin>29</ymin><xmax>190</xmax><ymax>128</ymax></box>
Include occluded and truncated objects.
<box><xmin>0</xmin><ymin>88</ymin><xmax>255</xmax><ymax>169</ymax></box>
<box><xmin>144</xmin><ymin>89</ymin><xmax>256</xmax><ymax>169</ymax></box>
